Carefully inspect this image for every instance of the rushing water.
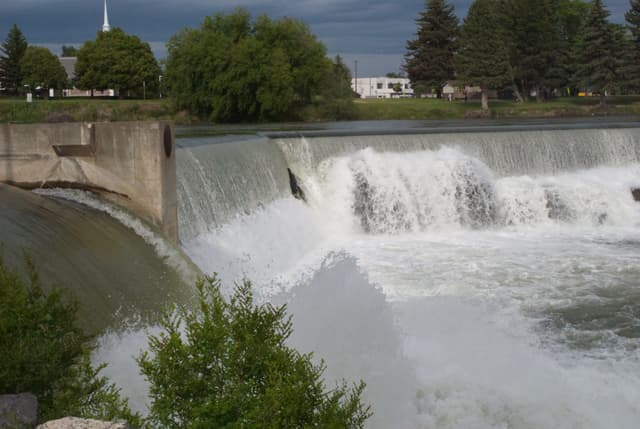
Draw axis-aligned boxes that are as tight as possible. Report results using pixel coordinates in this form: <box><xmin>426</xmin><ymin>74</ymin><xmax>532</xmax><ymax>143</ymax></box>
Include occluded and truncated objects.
<box><xmin>3</xmin><ymin>123</ymin><xmax>640</xmax><ymax>428</ymax></box>
<box><xmin>0</xmin><ymin>185</ymin><xmax>197</xmax><ymax>333</ymax></box>
<box><xmin>173</xmin><ymin>127</ymin><xmax>640</xmax><ymax>428</ymax></box>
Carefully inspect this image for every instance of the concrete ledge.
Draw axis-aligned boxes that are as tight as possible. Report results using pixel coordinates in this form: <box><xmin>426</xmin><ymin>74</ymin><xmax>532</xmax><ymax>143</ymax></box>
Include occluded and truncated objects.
<box><xmin>0</xmin><ymin>122</ymin><xmax>177</xmax><ymax>243</ymax></box>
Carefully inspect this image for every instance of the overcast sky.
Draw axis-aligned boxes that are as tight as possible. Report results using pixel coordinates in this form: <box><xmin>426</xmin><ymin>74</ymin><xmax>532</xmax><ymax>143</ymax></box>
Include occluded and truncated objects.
<box><xmin>0</xmin><ymin>0</ymin><xmax>629</xmax><ymax>76</ymax></box>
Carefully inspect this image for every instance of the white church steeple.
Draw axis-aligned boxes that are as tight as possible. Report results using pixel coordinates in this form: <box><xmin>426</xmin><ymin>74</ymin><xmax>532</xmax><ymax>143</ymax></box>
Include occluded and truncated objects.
<box><xmin>102</xmin><ymin>0</ymin><xmax>111</xmax><ymax>32</ymax></box>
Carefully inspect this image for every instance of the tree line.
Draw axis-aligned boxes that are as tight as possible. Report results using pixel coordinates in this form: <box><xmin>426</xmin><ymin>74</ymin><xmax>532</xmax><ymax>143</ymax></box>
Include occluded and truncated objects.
<box><xmin>3</xmin><ymin>1</ymin><xmax>637</xmax><ymax>117</ymax></box>
<box><xmin>0</xmin><ymin>8</ymin><xmax>354</xmax><ymax>122</ymax></box>
<box><xmin>0</xmin><ymin>25</ymin><xmax>159</xmax><ymax>99</ymax></box>
<box><xmin>405</xmin><ymin>0</ymin><xmax>640</xmax><ymax>109</ymax></box>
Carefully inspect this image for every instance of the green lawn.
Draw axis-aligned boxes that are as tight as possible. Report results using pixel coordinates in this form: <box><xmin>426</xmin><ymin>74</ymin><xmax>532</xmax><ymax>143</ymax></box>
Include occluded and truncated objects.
<box><xmin>353</xmin><ymin>96</ymin><xmax>640</xmax><ymax>120</ymax></box>
<box><xmin>0</xmin><ymin>98</ymin><xmax>182</xmax><ymax>124</ymax></box>
<box><xmin>1</xmin><ymin>95</ymin><xmax>639</xmax><ymax>124</ymax></box>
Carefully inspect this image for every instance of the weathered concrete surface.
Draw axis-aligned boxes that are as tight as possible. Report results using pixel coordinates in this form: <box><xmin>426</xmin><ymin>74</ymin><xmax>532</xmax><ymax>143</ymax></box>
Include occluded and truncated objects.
<box><xmin>36</xmin><ymin>417</ymin><xmax>128</xmax><ymax>429</ymax></box>
<box><xmin>0</xmin><ymin>122</ymin><xmax>177</xmax><ymax>242</ymax></box>
<box><xmin>0</xmin><ymin>393</ymin><xmax>38</xmax><ymax>429</ymax></box>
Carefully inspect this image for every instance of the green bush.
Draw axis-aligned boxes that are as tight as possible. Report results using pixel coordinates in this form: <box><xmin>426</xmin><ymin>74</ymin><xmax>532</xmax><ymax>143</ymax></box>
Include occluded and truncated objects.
<box><xmin>0</xmin><ymin>249</ymin><xmax>140</xmax><ymax>425</ymax></box>
<box><xmin>138</xmin><ymin>276</ymin><xmax>372</xmax><ymax>428</ymax></box>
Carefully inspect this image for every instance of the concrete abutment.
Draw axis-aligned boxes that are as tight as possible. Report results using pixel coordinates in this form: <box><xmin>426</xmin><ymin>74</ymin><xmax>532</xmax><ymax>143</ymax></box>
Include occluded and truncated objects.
<box><xmin>0</xmin><ymin>121</ymin><xmax>178</xmax><ymax>243</ymax></box>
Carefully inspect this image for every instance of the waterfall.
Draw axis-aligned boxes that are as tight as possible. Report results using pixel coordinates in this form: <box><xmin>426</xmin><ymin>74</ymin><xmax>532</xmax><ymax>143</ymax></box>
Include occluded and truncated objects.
<box><xmin>276</xmin><ymin>128</ymin><xmax>640</xmax><ymax>178</ymax></box>
<box><xmin>176</xmin><ymin>136</ymin><xmax>291</xmax><ymax>242</ymax></box>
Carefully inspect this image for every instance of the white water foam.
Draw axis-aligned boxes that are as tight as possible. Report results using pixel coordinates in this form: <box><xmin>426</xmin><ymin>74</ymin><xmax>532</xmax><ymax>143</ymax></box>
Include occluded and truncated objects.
<box><xmin>181</xmin><ymin>197</ymin><xmax>344</xmax><ymax>297</ymax></box>
<box><xmin>96</xmin><ymin>144</ymin><xmax>640</xmax><ymax>428</ymax></box>
<box><xmin>301</xmin><ymin>147</ymin><xmax>640</xmax><ymax>233</ymax></box>
<box><xmin>284</xmin><ymin>255</ymin><xmax>640</xmax><ymax>429</ymax></box>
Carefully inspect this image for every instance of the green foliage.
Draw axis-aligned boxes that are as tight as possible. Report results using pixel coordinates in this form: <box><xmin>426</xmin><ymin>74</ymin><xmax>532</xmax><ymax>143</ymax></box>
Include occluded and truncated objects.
<box><xmin>138</xmin><ymin>275</ymin><xmax>372</xmax><ymax>428</ymax></box>
<box><xmin>554</xmin><ymin>0</ymin><xmax>593</xmax><ymax>94</ymax></box>
<box><xmin>61</xmin><ymin>45</ymin><xmax>79</xmax><ymax>57</ymax></box>
<box><xmin>313</xmin><ymin>55</ymin><xmax>356</xmax><ymax>120</ymax></box>
<box><xmin>164</xmin><ymin>8</ymin><xmax>332</xmax><ymax>122</ymax></box>
<box><xmin>625</xmin><ymin>0</ymin><xmax>640</xmax><ymax>90</ymax></box>
<box><xmin>573</xmin><ymin>0</ymin><xmax>622</xmax><ymax>102</ymax></box>
<box><xmin>0</xmin><ymin>24</ymin><xmax>28</xmax><ymax>94</ymax></box>
<box><xmin>0</xmin><ymin>99</ymin><xmax>182</xmax><ymax>124</ymax></box>
<box><xmin>0</xmin><ymin>249</ymin><xmax>140</xmax><ymax>425</ymax></box>
<box><xmin>75</xmin><ymin>28</ymin><xmax>160</xmax><ymax>98</ymax></box>
<box><xmin>20</xmin><ymin>46</ymin><xmax>68</xmax><ymax>91</ymax></box>
<box><xmin>456</xmin><ymin>0</ymin><xmax>511</xmax><ymax>109</ymax></box>
<box><xmin>501</xmin><ymin>0</ymin><xmax>563</xmax><ymax>101</ymax></box>
<box><xmin>405</xmin><ymin>0</ymin><xmax>459</xmax><ymax>97</ymax></box>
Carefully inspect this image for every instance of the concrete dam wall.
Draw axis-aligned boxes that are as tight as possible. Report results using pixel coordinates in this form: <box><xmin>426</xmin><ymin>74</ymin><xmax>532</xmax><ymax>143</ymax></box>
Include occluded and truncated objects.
<box><xmin>0</xmin><ymin>122</ymin><xmax>177</xmax><ymax>242</ymax></box>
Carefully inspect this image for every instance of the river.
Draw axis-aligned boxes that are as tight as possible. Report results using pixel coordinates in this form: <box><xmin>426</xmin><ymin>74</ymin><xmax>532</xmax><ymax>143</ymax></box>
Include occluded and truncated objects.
<box><xmin>2</xmin><ymin>119</ymin><xmax>640</xmax><ymax>428</ymax></box>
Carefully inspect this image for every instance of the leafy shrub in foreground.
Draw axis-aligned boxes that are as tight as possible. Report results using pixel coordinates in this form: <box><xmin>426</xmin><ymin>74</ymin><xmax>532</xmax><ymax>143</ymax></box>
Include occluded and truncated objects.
<box><xmin>138</xmin><ymin>276</ymin><xmax>372</xmax><ymax>428</ymax></box>
<box><xmin>0</xmin><ymin>249</ymin><xmax>140</xmax><ymax>425</ymax></box>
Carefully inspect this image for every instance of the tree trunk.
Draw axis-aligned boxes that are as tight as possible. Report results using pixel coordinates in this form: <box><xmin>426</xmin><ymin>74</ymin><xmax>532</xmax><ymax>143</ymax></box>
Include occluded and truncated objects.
<box><xmin>512</xmin><ymin>82</ymin><xmax>524</xmax><ymax>103</ymax></box>
<box><xmin>535</xmin><ymin>84</ymin><xmax>543</xmax><ymax>103</ymax></box>
<box><xmin>521</xmin><ymin>80</ymin><xmax>530</xmax><ymax>102</ymax></box>
<box><xmin>481</xmin><ymin>88</ymin><xmax>489</xmax><ymax>111</ymax></box>
<box><xmin>600</xmin><ymin>93</ymin><xmax>606</xmax><ymax>107</ymax></box>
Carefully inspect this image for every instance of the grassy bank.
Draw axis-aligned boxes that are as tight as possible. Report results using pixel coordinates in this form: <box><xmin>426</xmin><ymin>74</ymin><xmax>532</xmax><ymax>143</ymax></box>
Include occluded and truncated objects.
<box><xmin>1</xmin><ymin>96</ymin><xmax>640</xmax><ymax>124</ymax></box>
<box><xmin>352</xmin><ymin>96</ymin><xmax>640</xmax><ymax>120</ymax></box>
<box><xmin>0</xmin><ymin>98</ymin><xmax>196</xmax><ymax>124</ymax></box>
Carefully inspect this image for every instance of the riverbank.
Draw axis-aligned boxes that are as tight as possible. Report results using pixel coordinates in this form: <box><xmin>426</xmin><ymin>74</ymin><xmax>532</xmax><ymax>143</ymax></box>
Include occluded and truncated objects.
<box><xmin>350</xmin><ymin>96</ymin><xmax>640</xmax><ymax>120</ymax></box>
<box><xmin>1</xmin><ymin>96</ymin><xmax>640</xmax><ymax>124</ymax></box>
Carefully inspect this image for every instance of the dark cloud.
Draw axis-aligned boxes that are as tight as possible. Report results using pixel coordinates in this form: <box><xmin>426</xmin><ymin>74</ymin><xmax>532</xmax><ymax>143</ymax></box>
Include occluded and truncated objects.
<box><xmin>0</xmin><ymin>0</ymin><xmax>628</xmax><ymax>76</ymax></box>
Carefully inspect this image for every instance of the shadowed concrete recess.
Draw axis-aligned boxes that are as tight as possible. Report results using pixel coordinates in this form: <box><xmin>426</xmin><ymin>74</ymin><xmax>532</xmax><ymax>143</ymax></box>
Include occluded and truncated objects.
<box><xmin>0</xmin><ymin>122</ymin><xmax>177</xmax><ymax>243</ymax></box>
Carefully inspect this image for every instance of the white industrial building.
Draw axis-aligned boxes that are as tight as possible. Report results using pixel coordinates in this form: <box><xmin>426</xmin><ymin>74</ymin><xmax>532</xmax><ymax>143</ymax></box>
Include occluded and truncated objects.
<box><xmin>351</xmin><ymin>77</ymin><xmax>414</xmax><ymax>99</ymax></box>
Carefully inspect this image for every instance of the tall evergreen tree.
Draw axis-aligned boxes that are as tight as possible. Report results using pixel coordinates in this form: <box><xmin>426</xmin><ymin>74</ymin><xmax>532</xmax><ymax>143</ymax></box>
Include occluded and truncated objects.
<box><xmin>503</xmin><ymin>0</ymin><xmax>562</xmax><ymax>102</ymax></box>
<box><xmin>625</xmin><ymin>0</ymin><xmax>640</xmax><ymax>90</ymax></box>
<box><xmin>456</xmin><ymin>0</ymin><xmax>510</xmax><ymax>110</ymax></box>
<box><xmin>404</xmin><ymin>0</ymin><xmax>458</xmax><ymax>97</ymax></box>
<box><xmin>0</xmin><ymin>24</ymin><xmax>28</xmax><ymax>95</ymax></box>
<box><xmin>574</xmin><ymin>0</ymin><xmax>620</xmax><ymax>105</ymax></box>
<box><xmin>556</xmin><ymin>0</ymin><xmax>593</xmax><ymax>96</ymax></box>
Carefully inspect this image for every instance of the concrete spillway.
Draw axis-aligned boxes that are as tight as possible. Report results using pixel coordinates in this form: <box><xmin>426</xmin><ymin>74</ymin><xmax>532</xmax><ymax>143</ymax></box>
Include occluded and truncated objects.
<box><xmin>0</xmin><ymin>122</ymin><xmax>178</xmax><ymax>242</ymax></box>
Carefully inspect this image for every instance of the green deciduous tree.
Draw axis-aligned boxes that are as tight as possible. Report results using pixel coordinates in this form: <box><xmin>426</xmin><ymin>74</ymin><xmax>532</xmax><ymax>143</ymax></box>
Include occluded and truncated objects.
<box><xmin>164</xmin><ymin>9</ymin><xmax>332</xmax><ymax>122</ymax></box>
<box><xmin>0</xmin><ymin>24</ymin><xmax>28</xmax><ymax>95</ymax></box>
<box><xmin>405</xmin><ymin>0</ymin><xmax>459</xmax><ymax>97</ymax></box>
<box><xmin>138</xmin><ymin>276</ymin><xmax>372</xmax><ymax>429</ymax></box>
<box><xmin>574</xmin><ymin>0</ymin><xmax>621</xmax><ymax>104</ymax></box>
<box><xmin>314</xmin><ymin>55</ymin><xmax>356</xmax><ymax>120</ymax></box>
<box><xmin>20</xmin><ymin>46</ymin><xmax>68</xmax><ymax>95</ymax></box>
<box><xmin>456</xmin><ymin>0</ymin><xmax>510</xmax><ymax>110</ymax></box>
<box><xmin>0</xmin><ymin>250</ymin><xmax>140</xmax><ymax>425</ymax></box>
<box><xmin>75</xmin><ymin>28</ymin><xmax>160</xmax><ymax>98</ymax></box>
<box><xmin>625</xmin><ymin>0</ymin><xmax>640</xmax><ymax>90</ymax></box>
